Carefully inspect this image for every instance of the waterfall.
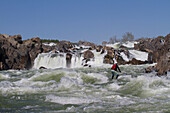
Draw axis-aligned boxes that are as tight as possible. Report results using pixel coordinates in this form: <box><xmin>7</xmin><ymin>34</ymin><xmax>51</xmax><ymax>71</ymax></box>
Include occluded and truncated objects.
<box><xmin>33</xmin><ymin>49</ymin><xmax>107</xmax><ymax>69</ymax></box>
<box><xmin>33</xmin><ymin>53</ymin><xmax>67</xmax><ymax>69</ymax></box>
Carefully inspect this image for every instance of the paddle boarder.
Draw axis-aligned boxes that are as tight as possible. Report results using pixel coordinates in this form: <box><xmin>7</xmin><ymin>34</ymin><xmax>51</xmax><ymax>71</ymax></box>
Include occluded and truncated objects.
<box><xmin>111</xmin><ymin>63</ymin><xmax>121</xmax><ymax>79</ymax></box>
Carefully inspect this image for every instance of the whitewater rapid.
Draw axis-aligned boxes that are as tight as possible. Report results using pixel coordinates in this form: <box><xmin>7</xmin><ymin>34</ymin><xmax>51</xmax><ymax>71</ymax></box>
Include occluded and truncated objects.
<box><xmin>0</xmin><ymin>64</ymin><xmax>170</xmax><ymax>112</ymax></box>
<box><xmin>0</xmin><ymin>42</ymin><xmax>169</xmax><ymax>112</ymax></box>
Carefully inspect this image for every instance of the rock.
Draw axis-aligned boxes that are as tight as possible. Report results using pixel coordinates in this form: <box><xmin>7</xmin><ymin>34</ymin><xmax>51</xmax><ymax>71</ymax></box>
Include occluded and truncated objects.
<box><xmin>0</xmin><ymin>62</ymin><xmax>8</xmax><ymax>70</ymax></box>
<box><xmin>83</xmin><ymin>50</ymin><xmax>94</xmax><ymax>59</ymax></box>
<box><xmin>107</xmin><ymin>49</ymin><xmax>115</xmax><ymax>58</ymax></box>
<box><xmin>39</xmin><ymin>66</ymin><xmax>47</xmax><ymax>69</ymax></box>
<box><xmin>119</xmin><ymin>49</ymin><xmax>130</xmax><ymax>58</ymax></box>
<box><xmin>101</xmin><ymin>49</ymin><xmax>105</xmax><ymax>54</ymax></box>
<box><xmin>145</xmin><ymin>65</ymin><xmax>157</xmax><ymax>73</ymax></box>
<box><xmin>96</xmin><ymin>45</ymin><xmax>103</xmax><ymax>52</ymax></box>
<box><xmin>116</xmin><ymin>55</ymin><xmax>126</xmax><ymax>65</ymax></box>
<box><xmin>24</xmin><ymin>37</ymin><xmax>43</xmax><ymax>68</ymax></box>
<box><xmin>103</xmin><ymin>48</ymin><xmax>116</xmax><ymax>64</ymax></box>
<box><xmin>119</xmin><ymin>45</ymin><xmax>128</xmax><ymax>49</ymax></box>
<box><xmin>0</xmin><ymin>34</ymin><xmax>10</xmax><ymax>38</ymax></box>
<box><xmin>78</xmin><ymin>41</ymin><xmax>96</xmax><ymax>50</ymax></box>
<box><xmin>134</xmin><ymin>36</ymin><xmax>166</xmax><ymax>63</ymax></box>
<box><xmin>145</xmin><ymin>66</ymin><xmax>155</xmax><ymax>73</ymax></box>
<box><xmin>127</xmin><ymin>58</ymin><xmax>148</xmax><ymax>65</ymax></box>
<box><xmin>10</xmin><ymin>34</ymin><xmax>22</xmax><ymax>44</ymax></box>
<box><xmin>156</xmin><ymin>51</ymin><xmax>170</xmax><ymax>76</ymax></box>
<box><xmin>83</xmin><ymin>64</ymin><xmax>89</xmax><ymax>67</ymax></box>
<box><xmin>56</xmin><ymin>41</ymin><xmax>73</xmax><ymax>52</ymax></box>
<box><xmin>102</xmin><ymin>41</ymin><xmax>108</xmax><ymax>46</ymax></box>
<box><xmin>42</xmin><ymin>44</ymin><xmax>56</xmax><ymax>53</ymax></box>
<box><xmin>141</xmin><ymin>34</ymin><xmax>170</xmax><ymax>76</ymax></box>
<box><xmin>0</xmin><ymin>34</ymin><xmax>43</xmax><ymax>70</ymax></box>
<box><xmin>103</xmin><ymin>54</ymin><xmax>114</xmax><ymax>64</ymax></box>
<box><xmin>66</xmin><ymin>53</ymin><xmax>72</xmax><ymax>68</ymax></box>
<box><xmin>155</xmin><ymin>34</ymin><xmax>170</xmax><ymax>76</ymax></box>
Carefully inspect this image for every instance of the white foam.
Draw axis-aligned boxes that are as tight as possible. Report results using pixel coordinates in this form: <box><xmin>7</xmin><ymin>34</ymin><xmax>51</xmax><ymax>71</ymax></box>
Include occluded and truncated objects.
<box><xmin>120</xmin><ymin>52</ymin><xmax>129</xmax><ymax>61</ymax></box>
<box><xmin>107</xmin><ymin>83</ymin><xmax>121</xmax><ymax>90</ymax></box>
<box><xmin>33</xmin><ymin>53</ymin><xmax>67</xmax><ymax>69</ymax></box>
<box><xmin>129</xmin><ymin>50</ymin><xmax>148</xmax><ymax>61</ymax></box>
<box><xmin>0</xmin><ymin>74</ymin><xmax>10</xmax><ymax>79</ymax></box>
<box><xmin>122</xmin><ymin>41</ymin><xmax>138</xmax><ymax>48</ymax></box>
<box><xmin>105</xmin><ymin>42</ymin><xmax>121</xmax><ymax>49</ymax></box>
<box><xmin>85</xmin><ymin>73</ymin><xmax>108</xmax><ymax>84</ymax></box>
<box><xmin>45</xmin><ymin>95</ymin><xmax>100</xmax><ymax>105</ymax></box>
<box><xmin>43</xmin><ymin>43</ymin><xmax>56</xmax><ymax>46</ymax></box>
<box><xmin>57</xmin><ymin>77</ymin><xmax>79</xmax><ymax>89</ymax></box>
<box><xmin>23</xmin><ymin>105</ymin><xmax>39</xmax><ymax>109</ymax></box>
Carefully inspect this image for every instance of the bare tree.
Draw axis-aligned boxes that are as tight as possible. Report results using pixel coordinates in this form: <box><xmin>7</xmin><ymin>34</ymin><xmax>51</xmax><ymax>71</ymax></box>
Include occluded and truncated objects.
<box><xmin>109</xmin><ymin>35</ymin><xmax>119</xmax><ymax>44</ymax></box>
<box><xmin>113</xmin><ymin>35</ymin><xmax>119</xmax><ymax>43</ymax></box>
<box><xmin>109</xmin><ymin>37</ymin><xmax>114</xmax><ymax>44</ymax></box>
<box><xmin>122</xmin><ymin>32</ymin><xmax>134</xmax><ymax>42</ymax></box>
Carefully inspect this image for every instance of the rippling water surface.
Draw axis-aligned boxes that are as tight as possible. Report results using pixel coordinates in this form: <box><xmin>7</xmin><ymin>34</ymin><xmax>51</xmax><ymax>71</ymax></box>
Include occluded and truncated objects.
<box><xmin>0</xmin><ymin>64</ymin><xmax>170</xmax><ymax>113</ymax></box>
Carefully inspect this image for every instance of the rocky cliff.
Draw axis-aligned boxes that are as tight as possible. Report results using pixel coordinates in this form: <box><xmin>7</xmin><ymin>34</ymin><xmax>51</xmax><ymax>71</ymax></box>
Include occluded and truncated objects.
<box><xmin>0</xmin><ymin>34</ymin><xmax>43</xmax><ymax>70</ymax></box>
<box><xmin>135</xmin><ymin>34</ymin><xmax>170</xmax><ymax>75</ymax></box>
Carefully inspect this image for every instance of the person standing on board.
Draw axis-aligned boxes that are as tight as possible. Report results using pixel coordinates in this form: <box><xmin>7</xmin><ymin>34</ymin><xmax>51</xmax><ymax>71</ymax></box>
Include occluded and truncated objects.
<box><xmin>111</xmin><ymin>63</ymin><xmax>121</xmax><ymax>79</ymax></box>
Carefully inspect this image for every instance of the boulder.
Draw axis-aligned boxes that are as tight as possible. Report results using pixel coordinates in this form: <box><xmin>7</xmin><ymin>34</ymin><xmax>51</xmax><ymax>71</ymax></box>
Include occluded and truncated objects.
<box><xmin>127</xmin><ymin>58</ymin><xmax>148</xmax><ymax>65</ymax></box>
<box><xmin>56</xmin><ymin>41</ymin><xmax>73</xmax><ymax>52</ymax></box>
<box><xmin>103</xmin><ymin>54</ymin><xmax>114</xmax><ymax>64</ymax></box>
<box><xmin>42</xmin><ymin>44</ymin><xmax>56</xmax><ymax>53</ymax></box>
<box><xmin>119</xmin><ymin>49</ymin><xmax>130</xmax><ymax>58</ymax></box>
<box><xmin>83</xmin><ymin>50</ymin><xmax>94</xmax><ymax>59</ymax></box>
<box><xmin>66</xmin><ymin>53</ymin><xmax>72</xmax><ymax>68</ymax></box>
<box><xmin>142</xmin><ymin>34</ymin><xmax>170</xmax><ymax>76</ymax></box>
<box><xmin>134</xmin><ymin>36</ymin><xmax>166</xmax><ymax>63</ymax></box>
<box><xmin>103</xmin><ymin>49</ymin><xmax>115</xmax><ymax>64</ymax></box>
<box><xmin>101</xmin><ymin>49</ymin><xmax>105</xmax><ymax>54</ymax></box>
<box><xmin>10</xmin><ymin>34</ymin><xmax>22</xmax><ymax>44</ymax></box>
<box><xmin>145</xmin><ymin>66</ymin><xmax>156</xmax><ymax>73</ymax></box>
<box><xmin>0</xmin><ymin>34</ymin><xmax>43</xmax><ymax>70</ymax></box>
<box><xmin>156</xmin><ymin>50</ymin><xmax>170</xmax><ymax>75</ymax></box>
<box><xmin>102</xmin><ymin>41</ymin><xmax>108</xmax><ymax>46</ymax></box>
<box><xmin>39</xmin><ymin>66</ymin><xmax>47</xmax><ymax>69</ymax></box>
<box><xmin>96</xmin><ymin>45</ymin><xmax>103</xmax><ymax>52</ymax></box>
<box><xmin>116</xmin><ymin>55</ymin><xmax>126</xmax><ymax>65</ymax></box>
<box><xmin>24</xmin><ymin>37</ymin><xmax>43</xmax><ymax>68</ymax></box>
<box><xmin>78</xmin><ymin>41</ymin><xmax>96</xmax><ymax>49</ymax></box>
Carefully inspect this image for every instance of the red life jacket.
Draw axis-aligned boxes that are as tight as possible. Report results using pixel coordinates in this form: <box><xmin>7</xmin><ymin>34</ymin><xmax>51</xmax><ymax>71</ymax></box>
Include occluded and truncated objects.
<box><xmin>112</xmin><ymin>64</ymin><xmax>116</xmax><ymax>70</ymax></box>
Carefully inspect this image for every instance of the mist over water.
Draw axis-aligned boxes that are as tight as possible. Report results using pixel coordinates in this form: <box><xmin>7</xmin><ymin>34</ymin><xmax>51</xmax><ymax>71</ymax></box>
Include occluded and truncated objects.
<box><xmin>0</xmin><ymin>64</ymin><xmax>170</xmax><ymax>112</ymax></box>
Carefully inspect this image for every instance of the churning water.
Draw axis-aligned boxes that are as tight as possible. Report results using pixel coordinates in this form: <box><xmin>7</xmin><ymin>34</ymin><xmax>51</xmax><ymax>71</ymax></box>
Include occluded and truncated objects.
<box><xmin>0</xmin><ymin>64</ymin><xmax>170</xmax><ymax>113</ymax></box>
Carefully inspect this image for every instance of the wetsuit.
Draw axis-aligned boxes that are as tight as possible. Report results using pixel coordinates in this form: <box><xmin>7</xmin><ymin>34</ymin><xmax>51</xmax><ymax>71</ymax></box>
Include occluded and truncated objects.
<box><xmin>111</xmin><ymin>63</ymin><xmax>121</xmax><ymax>79</ymax></box>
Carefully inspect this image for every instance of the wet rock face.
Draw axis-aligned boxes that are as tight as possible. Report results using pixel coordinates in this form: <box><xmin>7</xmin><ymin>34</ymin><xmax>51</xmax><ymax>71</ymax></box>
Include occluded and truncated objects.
<box><xmin>24</xmin><ymin>37</ymin><xmax>43</xmax><ymax>68</ymax></box>
<box><xmin>96</xmin><ymin>45</ymin><xmax>103</xmax><ymax>52</ymax></box>
<box><xmin>143</xmin><ymin>34</ymin><xmax>170</xmax><ymax>76</ymax></box>
<box><xmin>116</xmin><ymin>55</ymin><xmax>126</xmax><ymax>65</ymax></box>
<box><xmin>134</xmin><ymin>36</ymin><xmax>168</xmax><ymax>63</ymax></box>
<box><xmin>78</xmin><ymin>41</ymin><xmax>96</xmax><ymax>50</ymax></box>
<box><xmin>56</xmin><ymin>41</ymin><xmax>73</xmax><ymax>52</ymax></box>
<box><xmin>126</xmin><ymin>58</ymin><xmax>148</xmax><ymax>65</ymax></box>
<box><xmin>66</xmin><ymin>53</ymin><xmax>72</xmax><ymax>68</ymax></box>
<box><xmin>154</xmin><ymin>35</ymin><xmax>170</xmax><ymax>76</ymax></box>
<box><xmin>0</xmin><ymin>34</ymin><xmax>43</xmax><ymax>70</ymax></box>
<box><xmin>103</xmin><ymin>54</ymin><xmax>114</xmax><ymax>64</ymax></box>
<box><xmin>42</xmin><ymin>44</ymin><xmax>56</xmax><ymax>53</ymax></box>
<box><xmin>83</xmin><ymin>50</ymin><xmax>94</xmax><ymax>59</ymax></box>
<box><xmin>145</xmin><ymin>65</ymin><xmax>156</xmax><ymax>73</ymax></box>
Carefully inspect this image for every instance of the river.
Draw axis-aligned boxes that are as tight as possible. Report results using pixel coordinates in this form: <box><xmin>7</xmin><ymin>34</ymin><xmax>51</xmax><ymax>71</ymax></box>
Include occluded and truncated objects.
<box><xmin>0</xmin><ymin>64</ymin><xmax>170</xmax><ymax>113</ymax></box>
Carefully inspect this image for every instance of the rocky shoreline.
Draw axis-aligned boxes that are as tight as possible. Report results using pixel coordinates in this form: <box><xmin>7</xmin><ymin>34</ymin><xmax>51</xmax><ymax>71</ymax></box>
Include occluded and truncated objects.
<box><xmin>135</xmin><ymin>34</ymin><xmax>170</xmax><ymax>75</ymax></box>
<box><xmin>0</xmin><ymin>34</ymin><xmax>43</xmax><ymax>70</ymax></box>
<box><xmin>0</xmin><ymin>34</ymin><xmax>169</xmax><ymax>76</ymax></box>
